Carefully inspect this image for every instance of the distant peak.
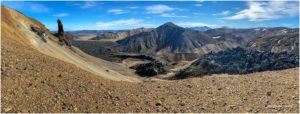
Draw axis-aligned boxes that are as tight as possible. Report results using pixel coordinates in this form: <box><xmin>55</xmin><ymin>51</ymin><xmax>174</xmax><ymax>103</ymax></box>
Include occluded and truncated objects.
<box><xmin>157</xmin><ymin>22</ymin><xmax>183</xmax><ymax>29</ymax></box>
<box><xmin>163</xmin><ymin>22</ymin><xmax>177</xmax><ymax>26</ymax></box>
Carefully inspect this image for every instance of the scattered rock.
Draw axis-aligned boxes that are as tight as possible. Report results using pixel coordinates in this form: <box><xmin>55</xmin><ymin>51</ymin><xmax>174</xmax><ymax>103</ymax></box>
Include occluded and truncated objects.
<box><xmin>179</xmin><ymin>102</ymin><xmax>185</xmax><ymax>106</ymax></box>
<box><xmin>156</xmin><ymin>100</ymin><xmax>162</xmax><ymax>106</ymax></box>
<box><xmin>266</xmin><ymin>91</ymin><xmax>272</xmax><ymax>96</ymax></box>
<box><xmin>4</xmin><ymin>107</ymin><xmax>13</xmax><ymax>112</ymax></box>
<box><xmin>62</xmin><ymin>103</ymin><xmax>74</xmax><ymax>110</ymax></box>
<box><xmin>125</xmin><ymin>102</ymin><xmax>130</xmax><ymax>106</ymax></box>
<box><xmin>186</xmin><ymin>84</ymin><xmax>192</xmax><ymax>88</ymax></box>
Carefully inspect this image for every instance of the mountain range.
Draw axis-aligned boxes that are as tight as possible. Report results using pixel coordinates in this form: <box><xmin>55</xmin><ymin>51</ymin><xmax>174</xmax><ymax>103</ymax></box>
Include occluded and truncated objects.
<box><xmin>115</xmin><ymin>22</ymin><xmax>238</xmax><ymax>61</ymax></box>
<box><xmin>107</xmin><ymin>22</ymin><xmax>296</xmax><ymax>62</ymax></box>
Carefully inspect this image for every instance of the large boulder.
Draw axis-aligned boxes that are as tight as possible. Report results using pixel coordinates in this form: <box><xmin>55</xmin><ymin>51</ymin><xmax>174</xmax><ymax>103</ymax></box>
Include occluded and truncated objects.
<box><xmin>130</xmin><ymin>61</ymin><xmax>167</xmax><ymax>77</ymax></box>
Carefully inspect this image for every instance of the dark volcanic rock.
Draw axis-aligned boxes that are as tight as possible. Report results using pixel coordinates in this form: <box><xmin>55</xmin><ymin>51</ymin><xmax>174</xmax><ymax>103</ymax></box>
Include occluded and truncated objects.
<box><xmin>55</xmin><ymin>19</ymin><xmax>71</xmax><ymax>46</ymax></box>
<box><xmin>176</xmin><ymin>47</ymin><xmax>299</xmax><ymax>79</ymax></box>
<box><xmin>30</xmin><ymin>25</ymin><xmax>47</xmax><ymax>42</ymax></box>
<box><xmin>130</xmin><ymin>61</ymin><xmax>167</xmax><ymax>77</ymax></box>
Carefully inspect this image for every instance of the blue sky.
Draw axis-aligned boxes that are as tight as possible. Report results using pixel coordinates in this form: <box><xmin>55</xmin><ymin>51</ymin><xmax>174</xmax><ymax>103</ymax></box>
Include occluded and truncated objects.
<box><xmin>2</xmin><ymin>1</ymin><xmax>299</xmax><ymax>30</ymax></box>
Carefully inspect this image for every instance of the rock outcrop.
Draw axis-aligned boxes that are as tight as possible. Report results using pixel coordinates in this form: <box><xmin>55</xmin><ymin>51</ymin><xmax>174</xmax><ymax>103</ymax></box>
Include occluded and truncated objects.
<box><xmin>30</xmin><ymin>25</ymin><xmax>47</xmax><ymax>42</ymax></box>
<box><xmin>130</xmin><ymin>60</ymin><xmax>167</xmax><ymax>77</ymax></box>
<box><xmin>55</xmin><ymin>19</ymin><xmax>71</xmax><ymax>46</ymax></box>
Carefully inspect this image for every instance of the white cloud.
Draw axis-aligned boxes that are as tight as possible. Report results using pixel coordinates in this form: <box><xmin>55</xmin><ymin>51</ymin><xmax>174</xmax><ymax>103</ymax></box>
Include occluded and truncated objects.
<box><xmin>225</xmin><ymin>1</ymin><xmax>299</xmax><ymax>21</ymax></box>
<box><xmin>146</xmin><ymin>4</ymin><xmax>176</xmax><ymax>14</ymax></box>
<box><xmin>177</xmin><ymin>22</ymin><xmax>212</xmax><ymax>27</ymax></box>
<box><xmin>29</xmin><ymin>4</ymin><xmax>49</xmax><ymax>13</ymax></box>
<box><xmin>127</xmin><ymin>6</ymin><xmax>139</xmax><ymax>9</ymax></box>
<box><xmin>160</xmin><ymin>13</ymin><xmax>187</xmax><ymax>18</ymax></box>
<box><xmin>81</xmin><ymin>1</ymin><xmax>100</xmax><ymax>9</ymax></box>
<box><xmin>31</xmin><ymin>4</ymin><xmax>49</xmax><ymax>13</ymax></box>
<box><xmin>213</xmin><ymin>10</ymin><xmax>231</xmax><ymax>16</ymax></box>
<box><xmin>193</xmin><ymin>12</ymin><xmax>202</xmax><ymax>15</ymax></box>
<box><xmin>5</xmin><ymin>2</ymin><xmax>50</xmax><ymax>13</ymax></box>
<box><xmin>195</xmin><ymin>0</ymin><xmax>205</xmax><ymax>2</ymax></box>
<box><xmin>195</xmin><ymin>4</ymin><xmax>203</xmax><ymax>7</ymax></box>
<box><xmin>96</xmin><ymin>18</ymin><xmax>146</xmax><ymax>29</ymax></box>
<box><xmin>107</xmin><ymin>9</ymin><xmax>128</xmax><ymax>14</ymax></box>
<box><xmin>53</xmin><ymin>13</ymin><xmax>69</xmax><ymax>17</ymax></box>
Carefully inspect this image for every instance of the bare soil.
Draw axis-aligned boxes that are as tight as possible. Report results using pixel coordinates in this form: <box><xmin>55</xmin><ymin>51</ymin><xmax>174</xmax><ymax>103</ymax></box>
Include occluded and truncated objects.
<box><xmin>2</xmin><ymin>35</ymin><xmax>299</xmax><ymax>112</ymax></box>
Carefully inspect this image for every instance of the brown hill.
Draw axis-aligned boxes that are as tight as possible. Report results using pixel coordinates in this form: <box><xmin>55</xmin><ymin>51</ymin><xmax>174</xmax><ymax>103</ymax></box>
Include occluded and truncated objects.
<box><xmin>1</xmin><ymin>5</ymin><xmax>139</xmax><ymax>82</ymax></box>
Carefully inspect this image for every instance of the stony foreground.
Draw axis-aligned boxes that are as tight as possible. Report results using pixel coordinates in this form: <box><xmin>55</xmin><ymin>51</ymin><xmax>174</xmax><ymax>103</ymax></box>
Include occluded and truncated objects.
<box><xmin>2</xmin><ymin>36</ymin><xmax>299</xmax><ymax>112</ymax></box>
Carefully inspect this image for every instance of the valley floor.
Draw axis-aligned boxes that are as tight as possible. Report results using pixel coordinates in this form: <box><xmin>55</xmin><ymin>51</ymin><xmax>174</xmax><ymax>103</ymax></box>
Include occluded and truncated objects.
<box><xmin>2</xmin><ymin>36</ymin><xmax>299</xmax><ymax>112</ymax></box>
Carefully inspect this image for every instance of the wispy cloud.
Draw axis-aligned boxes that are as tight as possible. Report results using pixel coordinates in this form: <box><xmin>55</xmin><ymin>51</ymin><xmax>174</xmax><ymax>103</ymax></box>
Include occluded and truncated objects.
<box><xmin>195</xmin><ymin>0</ymin><xmax>205</xmax><ymax>2</ymax></box>
<box><xmin>213</xmin><ymin>10</ymin><xmax>231</xmax><ymax>16</ymax></box>
<box><xmin>107</xmin><ymin>9</ymin><xmax>128</xmax><ymax>14</ymax></box>
<box><xmin>224</xmin><ymin>1</ymin><xmax>299</xmax><ymax>21</ymax></box>
<box><xmin>127</xmin><ymin>6</ymin><xmax>139</xmax><ymax>9</ymax></box>
<box><xmin>195</xmin><ymin>4</ymin><xmax>203</xmax><ymax>7</ymax></box>
<box><xmin>177</xmin><ymin>22</ymin><xmax>212</xmax><ymax>27</ymax></box>
<box><xmin>53</xmin><ymin>13</ymin><xmax>69</xmax><ymax>17</ymax></box>
<box><xmin>193</xmin><ymin>12</ymin><xmax>203</xmax><ymax>15</ymax></box>
<box><xmin>29</xmin><ymin>3</ymin><xmax>49</xmax><ymax>13</ymax></box>
<box><xmin>146</xmin><ymin>4</ymin><xmax>177</xmax><ymax>14</ymax></box>
<box><xmin>81</xmin><ymin>1</ymin><xmax>100</xmax><ymax>9</ymax></box>
<box><xmin>67</xmin><ymin>1</ymin><xmax>101</xmax><ymax>9</ymax></box>
<box><xmin>160</xmin><ymin>13</ymin><xmax>187</xmax><ymax>18</ymax></box>
<box><xmin>4</xmin><ymin>2</ymin><xmax>50</xmax><ymax>13</ymax></box>
<box><xmin>96</xmin><ymin>18</ymin><xmax>147</xmax><ymax>29</ymax></box>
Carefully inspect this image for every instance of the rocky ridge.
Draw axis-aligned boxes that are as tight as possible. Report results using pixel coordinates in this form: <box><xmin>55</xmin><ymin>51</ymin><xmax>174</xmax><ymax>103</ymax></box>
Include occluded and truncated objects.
<box><xmin>115</xmin><ymin>22</ymin><xmax>236</xmax><ymax>61</ymax></box>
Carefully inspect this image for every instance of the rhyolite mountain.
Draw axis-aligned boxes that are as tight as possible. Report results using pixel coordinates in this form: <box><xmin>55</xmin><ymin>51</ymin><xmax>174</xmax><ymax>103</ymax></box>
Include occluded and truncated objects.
<box><xmin>115</xmin><ymin>22</ymin><xmax>239</xmax><ymax>61</ymax></box>
<box><xmin>211</xmin><ymin>27</ymin><xmax>298</xmax><ymax>43</ymax></box>
<box><xmin>246</xmin><ymin>28</ymin><xmax>299</xmax><ymax>53</ymax></box>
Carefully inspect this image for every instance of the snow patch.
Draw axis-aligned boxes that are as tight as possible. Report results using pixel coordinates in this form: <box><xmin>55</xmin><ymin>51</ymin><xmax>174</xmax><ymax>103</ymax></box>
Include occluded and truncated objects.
<box><xmin>212</xmin><ymin>36</ymin><xmax>222</xmax><ymax>39</ymax></box>
<box><xmin>281</xmin><ymin>29</ymin><xmax>287</xmax><ymax>34</ymax></box>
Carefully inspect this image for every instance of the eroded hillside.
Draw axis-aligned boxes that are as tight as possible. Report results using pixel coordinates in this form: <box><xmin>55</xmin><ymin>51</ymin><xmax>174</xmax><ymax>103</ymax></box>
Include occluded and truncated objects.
<box><xmin>1</xmin><ymin>6</ymin><xmax>139</xmax><ymax>82</ymax></box>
